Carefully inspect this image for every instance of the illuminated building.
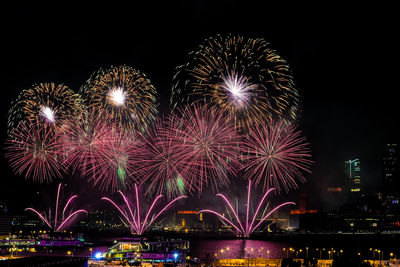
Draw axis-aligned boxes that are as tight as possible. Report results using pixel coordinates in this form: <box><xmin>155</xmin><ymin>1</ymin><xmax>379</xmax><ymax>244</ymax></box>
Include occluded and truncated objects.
<box><xmin>0</xmin><ymin>202</ymin><xmax>10</xmax><ymax>239</ymax></box>
<box><xmin>79</xmin><ymin>209</ymin><xmax>122</xmax><ymax>231</ymax></box>
<box><xmin>328</xmin><ymin>187</ymin><xmax>342</xmax><ymax>192</ymax></box>
<box><xmin>290</xmin><ymin>194</ymin><xmax>317</xmax><ymax>215</ymax></box>
<box><xmin>175</xmin><ymin>210</ymin><xmax>204</xmax><ymax>231</ymax></box>
<box><xmin>383</xmin><ymin>144</ymin><xmax>399</xmax><ymax>195</ymax></box>
<box><xmin>344</xmin><ymin>159</ymin><xmax>361</xmax><ymax>194</ymax></box>
<box><xmin>290</xmin><ymin>194</ymin><xmax>317</xmax><ymax>230</ymax></box>
<box><xmin>381</xmin><ymin>144</ymin><xmax>400</xmax><ymax>223</ymax></box>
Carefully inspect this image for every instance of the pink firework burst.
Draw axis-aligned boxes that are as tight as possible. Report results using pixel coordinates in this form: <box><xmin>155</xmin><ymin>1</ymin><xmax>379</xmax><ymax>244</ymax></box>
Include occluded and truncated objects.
<box><xmin>166</xmin><ymin>104</ymin><xmax>242</xmax><ymax>193</ymax></box>
<box><xmin>102</xmin><ymin>184</ymin><xmax>187</xmax><ymax>235</ymax></box>
<box><xmin>135</xmin><ymin>118</ymin><xmax>190</xmax><ymax>198</ymax></box>
<box><xmin>61</xmin><ymin>112</ymin><xmax>113</xmax><ymax>177</ymax></box>
<box><xmin>199</xmin><ymin>180</ymin><xmax>295</xmax><ymax>237</ymax></box>
<box><xmin>5</xmin><ymin>120</ymin><xmax>66</xmax><ymax>183</ymax></box>
<box><xmin>83</xmin><ymin>125</ymin><xmax>141</xmax><ymax>192</ymax></box>
<box><xmin>242</xmin><ymin>121</ymin><xmax>312</xmax><ymax>192</ymax></box>
<box><xmin>25</xmin><ymin>183</ymin><xmax>87</xmax><ymax>232</ymax></box>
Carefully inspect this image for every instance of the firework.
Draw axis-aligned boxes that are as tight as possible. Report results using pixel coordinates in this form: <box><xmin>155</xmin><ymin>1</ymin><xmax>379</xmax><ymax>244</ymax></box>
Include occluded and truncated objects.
<box><xmin>8</xmin><ymin>83</ymin><xmax>83</xmax><ymax>132</ymax></box>
<box><xmin>61</xmin><ymin>111</ymin><xmax>113</xmax><ymax>176</ymax></box>
<box><xmin>5</xmin><ymin>120</ymin><xmax>66</xmax><ymax>183</ymax></box>
<box><xmin>81</xmin><ymin>124</ymin><xmax>141</xmax><ymax>192</ymax></box>
<box><xmin>80</xmin><ymin>65</ymin><xmax>158</xmax><ymax>131</ymax></box>
<box><xmin>171</xmin><ymin>35</ymin><xmax>299</xmax><ymax>130</ymax></box>
<box><xmin>242</xmin><ymin>121</ymin><xmax>312</xmax><ymax>192</ymax></box>
<box><xmin>102</xmin><ymin>184</ymin><xmax>187</xmax><ymax>235</ymax></box>
<box><xmin>165</xmin><ymin>104</ymin><xmax>242</xmax><ymax>192</ymax></box>
<box><xmin>199</xmin><ymin>180</ymin><xmax>295</xmax><ymax>237</ymax></box>
<box><xmin>25</xmin><ymin>183</ymin><xmax>87</xmax><ymax>232</ymax></box>
<box><xmin>135</xmin><ymin>118</ymin><xmax>190</xmax><ymax>198</ymax></box>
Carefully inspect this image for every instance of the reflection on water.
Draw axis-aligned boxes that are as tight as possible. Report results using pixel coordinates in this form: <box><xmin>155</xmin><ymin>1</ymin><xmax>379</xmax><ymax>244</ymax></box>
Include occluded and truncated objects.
<box><xmin>190</xmin><ymin>239</ymin><xmax>289</xmax><ymax>259</ymax></box>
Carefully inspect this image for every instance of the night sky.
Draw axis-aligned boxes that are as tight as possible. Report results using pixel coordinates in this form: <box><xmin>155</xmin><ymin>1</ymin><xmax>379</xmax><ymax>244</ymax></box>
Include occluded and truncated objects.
<box><xmin>2</xmin><ymin>2</ymin><xmax>399</xmax><ymax>212</ymax></box>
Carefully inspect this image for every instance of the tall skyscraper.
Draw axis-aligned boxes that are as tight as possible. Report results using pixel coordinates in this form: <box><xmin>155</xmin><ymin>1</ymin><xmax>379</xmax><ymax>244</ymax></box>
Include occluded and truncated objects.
<box><xmin>383</xmin><ymin>144</ymin><xmax>399</xmax><ymax>195</ymax></box>
<box><xmin>345</xmin><ymin>159</ymin><xmax>361</xmax><ymax>194</ymax></box>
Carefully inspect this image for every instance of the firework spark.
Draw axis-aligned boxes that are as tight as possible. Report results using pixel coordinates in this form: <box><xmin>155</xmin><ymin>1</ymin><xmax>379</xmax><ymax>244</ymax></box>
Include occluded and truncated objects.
<box><xmin>25</xmin><ymin>183</ymin><xmax>87</xmax><ymax>232</ymax></box>
<box><xmin>5</xmin><ymin>120</ymin><xmax>66</xmax><ymax>183</ymax></box>
<box><xmin>221</xmin><ymin>72</ymin><xmax>255</xmax><ymax>107</ymax></box>
<box><xmin>80</xmin><ymin>65</ymin><xmax>158</xmax><ymax>132</ymax></box>
<box><xmin>199</xmin><ymin>180</ymin><xmax>295</xmax><ymax>237</ymax></box>
<box><xmin>107</xmin><ymin>86</ymin><xmax>127</xmax><ymax>106</ymax></box>
<box><xmin>242</xmin><ymin>121</ymin><xmax>312</xmax><ymax>192</ymax></box>
<box><xmin>102</xmin><ymin>184</ymin><xmax>187</xmax><ymax>235</ymax></box>
<box><xmin>166</xmin><ymin>105</ymin><xmax>242</xmax><ymax>193</ymax></box>
<box><xmin>8</xmin><ymin>83</ymin><xmax>83</xmax><ymax>133</ymax></box>
<box><xmin>40</xmin><ymin>106</ymin><xmax>56</xmax><ymax>123</ymax></box>
<box><xmin>171</xmin><ymin>35</ymin><xmax>299</xmax><ymax>130</ymax></box>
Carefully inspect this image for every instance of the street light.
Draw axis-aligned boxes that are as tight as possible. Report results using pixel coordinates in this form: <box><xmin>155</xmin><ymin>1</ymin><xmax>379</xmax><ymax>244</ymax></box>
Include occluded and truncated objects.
<box><xmin>283</xmin><ymin>248</ymin><xmax>288</xmax><ymax>258</ymax></box>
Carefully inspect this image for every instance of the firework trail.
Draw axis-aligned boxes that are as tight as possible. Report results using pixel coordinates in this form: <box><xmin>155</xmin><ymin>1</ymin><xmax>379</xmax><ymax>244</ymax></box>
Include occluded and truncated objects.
<box><xmin>5</xmin><ymin>120</ymin><xmax>66</xmax><ymax>183</ymax></box>
<box><xmin>171</xmin><ymin>35</ymin><xmax>299</xmax><ymax>130</ymax></box>
<box><xmin>8</xmin><ymin>83</ymin><xmax>83</xmax><ymax>133</ymax></box>
<box><xmin>199</xmin><ymin>180</ymin><xmax>295</xmax><ymax>237</ymax></box>
<box><xmin>242</xmin><ymin>121</ymin><xmax>312</xmax><ymax>192</ymax></box>
<box><xmin>165</xmin><ymin>104</ymin><xmax>242</xmax><ymax>193</ymax></box>
<box><xmin>25</xmin><ymin>183</ymin><xmax>87</xmax><ymax>232</ymax></box>
<box><xmin>80</xmin><ymin>65</ymin><xmax>158</xmax><ymax>132</ymax></box>
<box><xmin>102</xmin><ymin>184</ymin><xmax>187</xmax><ymax>235</ymax></box>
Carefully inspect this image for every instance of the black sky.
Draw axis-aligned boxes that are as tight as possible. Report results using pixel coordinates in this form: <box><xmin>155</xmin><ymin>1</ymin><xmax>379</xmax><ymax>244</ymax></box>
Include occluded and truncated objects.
<box><xmin>2</xmin><ymin>2</ymin><xmax>399</xmax><ymax>212</ymax></box>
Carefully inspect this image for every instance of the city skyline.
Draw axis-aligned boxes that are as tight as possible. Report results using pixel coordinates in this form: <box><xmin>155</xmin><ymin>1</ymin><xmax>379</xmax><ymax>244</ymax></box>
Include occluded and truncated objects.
<box><xmin>2</xmin><ymin>2</ymin><xmax>399</xmax><ymax>214</ymax></box>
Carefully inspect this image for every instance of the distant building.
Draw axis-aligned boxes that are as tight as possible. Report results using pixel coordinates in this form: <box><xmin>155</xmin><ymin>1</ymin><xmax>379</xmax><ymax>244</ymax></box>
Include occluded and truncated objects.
<box><xmin>175</xmin><ymin>210</ymin><xmax>204</xmax><ymax>231</ymax></box>
<box><xmin>344</xmin><ymin>159</ymin><xmax>361</xmax><ymax>194</ymax></box>
<box><xmin>327</xmin><ymin>187</ymin><xmax>342</xmax><ymax>192</ymax></box>
<box><xmin>290</xmin><ymin>194</ymin><xmax>317</xmax><ymax>230</ymax></box>
<box><xmin>325</xmin><ymin>187</ymin><xmax>344</xmax><ymax>210</ymax></box>
<box><xmin>0</xmin><ymin>202</ymin><xmax>11</xmax><ymax>238</ymax></box>
<box><xmin>79</xmin><ymin>209</ymin><xmax>123</xmax><ymax>231</ymax></box>
<box><xmin>383</xmin><ymin>144</ymin><xmax>399</xmax><ymax>195</ymax></box>
<box><xmin>290</xmin><ymin>194</ymin><xmax>318</xmax><ymax>215</ymax></box>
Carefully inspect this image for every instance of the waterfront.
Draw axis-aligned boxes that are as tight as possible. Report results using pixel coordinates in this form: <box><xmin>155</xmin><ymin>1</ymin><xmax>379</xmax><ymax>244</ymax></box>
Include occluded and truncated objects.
<box><xmin>2</xmin><ymin>233</ymin><xmax>400</xmax><ymax>266</ymax></box>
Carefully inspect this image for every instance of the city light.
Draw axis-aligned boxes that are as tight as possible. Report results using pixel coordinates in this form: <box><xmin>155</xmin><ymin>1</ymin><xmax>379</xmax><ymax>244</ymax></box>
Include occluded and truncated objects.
<box><xmin>95</xmin><ymin>252</ymin><xmax>103</xmax><ymax>259</ymax></box>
